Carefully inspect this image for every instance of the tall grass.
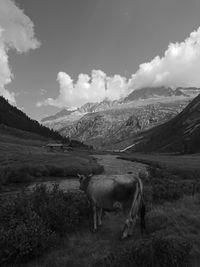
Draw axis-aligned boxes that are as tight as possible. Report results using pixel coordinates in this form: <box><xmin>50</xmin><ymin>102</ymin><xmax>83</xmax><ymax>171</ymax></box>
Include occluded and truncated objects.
<box><xmin>142</xmin><ymin>165</ymin><xmax>200</xmax><ymax>204</ymax></box>
<box><xmin>2</xmin><ymin>162</ymin><xmax>200</xmax><ymax>266</ymax></box>
<box><xmin>0</xmin><ymin>184</ymin><xmax>92</xmax><ymax>264</ymax></box>
<box><xmin>0</xmin><ymin>163</ymin><xmax>103</xmax><ymax>186</ymax></box>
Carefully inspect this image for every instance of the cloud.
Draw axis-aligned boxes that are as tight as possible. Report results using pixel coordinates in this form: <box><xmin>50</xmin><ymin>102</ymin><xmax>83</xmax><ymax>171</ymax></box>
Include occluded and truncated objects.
<box><xmin>0</xmin><ymin>0</ymin><xmax>40</xmax><ymax>104</ymax></box>
<box><xmin>37</xmin><ymin>70</ymin><xmax>129</xmax><ymax>108</ymax></box>
<box><xmin>129</xmin><ymin>27</ymin><xmax>200</xmax><ymax>90</ymax></box>
<box><xmin>39</xmin><ymin>26</ymin><xmax>200</xmax><ymax>109</ymax></box>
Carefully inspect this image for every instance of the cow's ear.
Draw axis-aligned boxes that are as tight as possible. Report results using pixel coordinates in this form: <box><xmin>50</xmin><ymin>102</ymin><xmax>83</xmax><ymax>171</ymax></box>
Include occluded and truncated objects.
<box><xmin>77</xmin><ymin>173</ymin><xmax>85</xmax><ymax>182</ymax></box>
<box><xmin>77</xmin><ymin>173</ymin><xmax>82</xmax><ymax>179</ymax></box>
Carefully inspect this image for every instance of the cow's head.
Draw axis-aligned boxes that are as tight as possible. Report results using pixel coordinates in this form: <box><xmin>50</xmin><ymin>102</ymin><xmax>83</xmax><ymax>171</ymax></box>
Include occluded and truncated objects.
<box><xmin>77</xmin><ymin>173</ymin><xmax>93</xmax><ymax>191</ymax></box>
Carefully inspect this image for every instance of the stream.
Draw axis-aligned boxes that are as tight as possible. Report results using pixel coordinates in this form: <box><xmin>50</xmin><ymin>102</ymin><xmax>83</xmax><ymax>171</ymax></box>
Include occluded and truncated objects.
<box><xmin>28</xmin><ymin>154</ymin><xmax>147</xmax><ymax>191</ymax></box>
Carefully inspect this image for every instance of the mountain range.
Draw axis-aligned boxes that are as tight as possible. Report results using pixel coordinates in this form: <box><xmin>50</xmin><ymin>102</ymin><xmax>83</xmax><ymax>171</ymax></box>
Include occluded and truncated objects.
<box><xmin>41</xmin><ymin>86</ymin><xmax>200</xmax><ymax>150</ymax></box>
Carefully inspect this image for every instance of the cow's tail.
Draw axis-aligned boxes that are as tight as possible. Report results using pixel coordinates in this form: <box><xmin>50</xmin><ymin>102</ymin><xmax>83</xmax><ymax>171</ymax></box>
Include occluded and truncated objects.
<box><xmin>137</xmin><ymin>177</ymin><xmax>146</xmax><ymax>234</ymax></box>
<box><xmin>132</xmin><ymin>175</ymin><xmax>146</xmax><ymax>234</ymax></box>
<box><xmin>140</xmin><ymin>193</ymin><xmax>146</xmax><ymax>234</ymax></box>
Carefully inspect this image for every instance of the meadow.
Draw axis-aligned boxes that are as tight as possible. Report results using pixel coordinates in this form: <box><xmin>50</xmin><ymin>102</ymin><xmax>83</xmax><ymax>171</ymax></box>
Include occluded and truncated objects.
<box><xmin>1</xmin><ymin>150</ymin><xmax>200</xmax><ymax>266</ymax></box>
<box><xmin>119</xmin><ymin>152</ymin><xmax>200</xmax><ymax>177</ymax></box>
<box><xmin>0</xmin><ymin>136</ymin><xmax>103</xmax><ymax>192</ymax></box>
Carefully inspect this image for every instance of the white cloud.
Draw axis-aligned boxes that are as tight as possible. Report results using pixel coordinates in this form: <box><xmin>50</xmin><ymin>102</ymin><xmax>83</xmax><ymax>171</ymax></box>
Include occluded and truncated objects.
<box><xmin>129</xmin><ymin>27</ymin><xmax>200</xmax><ymax>90</ymax></box>
<box><xmin>39</xmin><ymin>26</ymin><xmax>200</xmax><ymax>109</ymax></box>
<box><xmin>0</xmin><ymin>0</ymin><xmax>40</xmax><ymax>104</ymax></box>
<box><xmin>38</xmin><ymin>70</ymin><xmax>129</xmax><ymax>108</ymax></box>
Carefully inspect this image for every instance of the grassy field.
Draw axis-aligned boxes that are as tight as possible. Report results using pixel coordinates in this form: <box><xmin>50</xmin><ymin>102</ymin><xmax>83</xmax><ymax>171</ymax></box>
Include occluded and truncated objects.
<box><xmin>1</xmin><ymin>136</ymin><xmax>200</xmax><ymax>266</ymax></box>
<box><xmin>0</xmin><ymin>136</ymin><xmax>103</xmax><ymax>192</ymax></box>
<box><xmin>23</xmin><ymin>195</ymin><xmax>200</xmax><ymax>267</ymax></box>
<box><xmin>119</xmin><ymin>152</ymin><xmax>200</xmax><ymax>174</ymax></box>
<box><xmin>11</xmin><ymin>164</ymin><xmax>200</xmax><ymax>267</ymax></box>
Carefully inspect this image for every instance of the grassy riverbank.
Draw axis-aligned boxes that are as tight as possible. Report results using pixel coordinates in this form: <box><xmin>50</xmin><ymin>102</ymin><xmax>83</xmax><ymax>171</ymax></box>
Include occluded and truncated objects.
<box><xmin>1</xmin><ymin>157</ymin><xmax>200</xmax><ymax>266</ymax></box>
<box><xmin>119</xmin><ymin>152</ymin><xmax>200</xmax><ymax>177</ymax></box>
<box><xmin>1</xmin><ymin>143</ymin><xmax>200</xmax><ymax>266</ymax></box>
<box><xmin>0</xmin><ymin>140</ymin><xmax>103</xmax><ymax>192</ymax></box>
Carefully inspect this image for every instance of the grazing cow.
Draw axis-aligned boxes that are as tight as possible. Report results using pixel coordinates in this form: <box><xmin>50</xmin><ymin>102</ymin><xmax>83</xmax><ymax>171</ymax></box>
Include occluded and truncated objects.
<box><xmin>77</xmin><ymin>173</ymin><xmax>145</xmax><ymax>239</ymax></box>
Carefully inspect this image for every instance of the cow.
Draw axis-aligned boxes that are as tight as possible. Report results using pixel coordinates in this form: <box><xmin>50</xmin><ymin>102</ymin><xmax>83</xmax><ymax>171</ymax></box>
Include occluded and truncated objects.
<box><xmin>77</xmin><ymin>173</ymin><xmax>146</xmax><ymax>239</ymax></box>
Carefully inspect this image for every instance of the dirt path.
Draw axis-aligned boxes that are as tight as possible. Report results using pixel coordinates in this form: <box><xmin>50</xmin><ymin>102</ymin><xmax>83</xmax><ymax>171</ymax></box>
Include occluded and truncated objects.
<box><xmin>92</xmin><ymin>154</ymin><xmax>147</xmax><ymax>175</ymax></box>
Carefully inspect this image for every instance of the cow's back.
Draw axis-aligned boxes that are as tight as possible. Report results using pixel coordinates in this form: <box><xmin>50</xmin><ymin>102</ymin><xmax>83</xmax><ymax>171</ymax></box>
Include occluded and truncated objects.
<box><xmin>86</xmin><ymin>174</ymin><xmax>137</xmax><ymax>210</ymax></box>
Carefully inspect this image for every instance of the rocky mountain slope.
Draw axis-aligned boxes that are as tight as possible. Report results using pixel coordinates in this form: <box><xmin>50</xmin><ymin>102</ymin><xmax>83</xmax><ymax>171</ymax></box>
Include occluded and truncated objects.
<box><xmin>130</xmin><ymin>93</ymin><xmax>200</xmax><ymax>153</ymax></box>
<box><xmin>123</xmin><ymin>86</ymin><xmax>184</xmax><ymax>102</ymax></box>
<box><xmin>41</xmin><ymin>87</ymin><xmax>200</xmax><ymax>149</ymax></box>
<box><xmin>59</xmin><ymin>100</ymin><xmax>188</xmax><ymax>149</ymax></box>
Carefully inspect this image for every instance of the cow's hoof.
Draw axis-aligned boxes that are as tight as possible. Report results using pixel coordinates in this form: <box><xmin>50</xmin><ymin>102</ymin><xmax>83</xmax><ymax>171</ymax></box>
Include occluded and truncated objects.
<box><xmin>91</xmin><ymin>228</ymin><xmax>97</xmax><ymax>233</ymax></box>
<box><xmin>120</xmin><ymin>236</ymin><xmax>126</xmax><ymax>241</ymax></box>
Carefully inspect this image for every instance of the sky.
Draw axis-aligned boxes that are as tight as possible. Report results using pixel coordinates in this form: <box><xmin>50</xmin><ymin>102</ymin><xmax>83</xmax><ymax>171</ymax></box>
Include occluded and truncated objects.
<box><xmin>1</xmin><ymin>0</ymin><xmax>200</xmax><ymax>120</ymax></box>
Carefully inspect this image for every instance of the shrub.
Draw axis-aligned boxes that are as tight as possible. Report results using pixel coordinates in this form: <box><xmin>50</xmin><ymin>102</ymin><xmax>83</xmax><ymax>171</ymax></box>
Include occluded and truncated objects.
<box><xmin>151</xmin><ymin>179</ymin><xmax>182</xmax><ymax>203</ymax></box>
<box><xmin>0</xmin><ymin>194</ymin><xmax>55</xmax><ymax>264</ymax></box>
<box><xmin>146</xmin><ymin>165</ymin><xmax>200</xmax><ymax>203</ymax></box>
<box><xmin>94</xmin><ymin>235</ymin><xmax>191</xmax><ymax>267</ymax></box>
<box><xmin>30</xmin><ymin>184</ymin><xmax>92</xmax><ymax>235</ymax></box>
<box><xmin>0</xmin><ymin>184</ymin><xmax>92</xmax><ymax>264</ymax></box>
<box><xmin>146</xmin><ymin>209</ymin><xmax>172</xmax><ymax>234</ymax></box>
<box><xmin>151</xmin><ymin>234</ymin><xmax>191</xmax><ymax>267</ymax></box>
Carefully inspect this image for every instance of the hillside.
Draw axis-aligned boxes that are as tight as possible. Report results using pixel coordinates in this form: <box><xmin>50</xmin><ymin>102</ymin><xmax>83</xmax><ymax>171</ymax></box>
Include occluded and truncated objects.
<box><xmin>130</xmin><ymin>93</ymin><xmax>200</xmax><ymax>153</ymax></box>
<box><xmin>41</xmin><ymin>86</ymin><xmax>200</xmax><ymax>150</ymax></box>
<box><xmin>0</xmin><ymin>96</ymin><xmax>69</xmax><ymax>143</ymax></box>
<box><xmin>123</xmin><ymin>86</ymin><xmax>184</xmax><ymax>102</ymax></box>
<box><xmin>59</xmin><ymin>100</ymin><xmax>188</xmax><ymax>149</ymax></box>
<box><xmin>41</xmin><ymin>109</ymin><xmax>74</xmax><ymax>123</ymax></box>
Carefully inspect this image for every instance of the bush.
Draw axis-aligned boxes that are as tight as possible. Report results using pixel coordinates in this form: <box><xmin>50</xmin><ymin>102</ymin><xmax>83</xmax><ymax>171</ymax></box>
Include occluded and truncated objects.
<box><xmin>30</xmin><ymin>184</ymin><xmax>92</xmax><ymax>235</ymax></box>
<box><xmin>146</xmin><ymin>209</ymin><xmax>172</xmax><ymax>234</ymax></box>
<box><xmin>146</xmin><ymin>165</ymin><xmax>200</xmax><ymax>203</ymax></box>
<box><xmin>151</xmin><ymin>179</ymin><xmax>182</xmax><ymax>203</ymax></box>
<box><xmin>151</xmin><ymin>234</ymin><xmax>191</xmax><ymax>267</ymax></box>
<box><xmin>147</xmin><ymin>165</ymin><xmax>171</xmax><ymax>180</ymax></box>
<box><xmin>0</xmin><ymin>184</ymin><xmax>92</xmax><ymax>264</ymax></box>
<box><xmin>0</xmin><ymin>194</ymin><xmax>55</xmax><ymax>264</ymax></box>
<box><xmin>94</xmin><ymin>235</ymin><xmax>191</xmax><ymax>267</ymax></box>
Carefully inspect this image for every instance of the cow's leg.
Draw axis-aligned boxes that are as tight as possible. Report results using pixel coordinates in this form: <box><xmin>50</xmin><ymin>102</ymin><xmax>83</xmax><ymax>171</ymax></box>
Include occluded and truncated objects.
<box><xmin>128</xmin><ymin>215</ymin><xmax>137</xmax><ymax>236</ymax></box>
<box><xmin>92</xmin><ymin>204</ymin><xmax>97</xmax><ymax>231</ymax></box>
<box><xmin>97</xmin><ymin>208</ymin><xmax>103</xmax><ymax>226</ymax></box>
<box><xmin>121</xmin><ymin>202</ymin><xmax>132</xmax><ymax>239</ymax></box>
<box><xmin>128</xmin><ymin>201</ymin><xmax>140</xmax><ymax>236</ymax></box>
<box><xmin>122</xmin><ymin>217</ymin><xmax>132</xmax><ymax>239</ymax></box>
<box><xmin>140</xmin><ymin>200</ymin><xmax>146</xmax><ymax>234</ymax></box>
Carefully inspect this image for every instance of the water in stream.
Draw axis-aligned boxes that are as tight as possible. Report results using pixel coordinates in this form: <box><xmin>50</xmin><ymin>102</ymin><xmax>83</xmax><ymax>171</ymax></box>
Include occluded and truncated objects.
<box><xmin>28</xmin><ymin>154</ymin><xmax>147</xmax><ymax>192</ymax></box>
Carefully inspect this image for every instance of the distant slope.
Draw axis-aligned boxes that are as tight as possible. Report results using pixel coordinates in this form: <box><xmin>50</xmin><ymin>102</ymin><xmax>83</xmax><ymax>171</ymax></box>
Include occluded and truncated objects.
<box><xmin>131</xmin><ymin>94</ymin><xmax>200</xmax><ymax>153</ymax></box>
<box><xmin>0</xmin><ymin>124</ymin><xmax>50</xmax><ymax>147</ymax></box>
<box><xmin>123</xmin><ymin>86</ymin><xmax>185</xmax><ymax>102</ymax></box>
<box><xmin>41</xmin><ymin>86</ymin><xmax>200</xmax><ymax>150</ymax></box>
<box><xmin>0</xmin><ymin>96</ymin><xmax>68</xmax><ymax>142</ymax></box>
<box><xmin>42</xmin><ymin>87</ymin><xmax>187</xmax><ymax>125</ymax></box>
<box><xmin>41</xmin><ymin>109</ymin><xmax>74</xmax><ymax>123</ymax></box>
<box><xmin>59</xmin><ymin>100</ymin><xmax>189</xmax><ymax>149</ymax></box>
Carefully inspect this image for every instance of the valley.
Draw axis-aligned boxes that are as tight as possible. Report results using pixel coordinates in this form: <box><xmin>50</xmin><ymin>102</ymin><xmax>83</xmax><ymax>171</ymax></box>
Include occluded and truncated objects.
<box><xmin>1</xmin><ymin>89</ymin><xmax>200</xmax><ymax>266</ymax></box>
<box><xmin>42</xmin><ymin>87</ymin><xmax>199</xmax><ymax>150</ymax></box>
<box><xmin>2</xmin><ymin>1</ymin><xmax>200</xmax><ymax>265</ymax></box>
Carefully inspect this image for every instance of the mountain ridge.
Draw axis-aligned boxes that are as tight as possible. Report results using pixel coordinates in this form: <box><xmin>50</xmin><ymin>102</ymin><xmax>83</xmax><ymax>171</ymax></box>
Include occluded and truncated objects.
<box><xmin>42</xmin><ymin>86</ymin><xmax>195</xmax><ymax>124</ymax></box>
<box><xmin>41</xmin><ymin>86</ymin><xmax>200</xmax><ymax>150</ymax></box>
<box><xmin>129</xmin><ymin>93</ymin><xmax>200</xmax><ymax>153</ymax></box>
